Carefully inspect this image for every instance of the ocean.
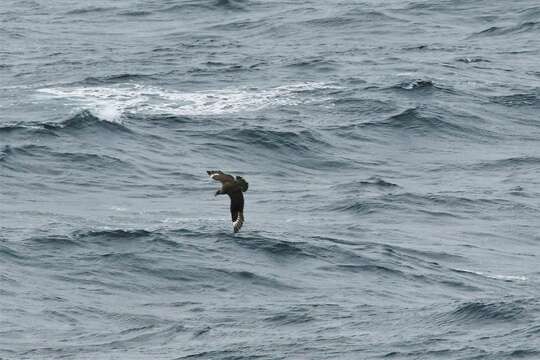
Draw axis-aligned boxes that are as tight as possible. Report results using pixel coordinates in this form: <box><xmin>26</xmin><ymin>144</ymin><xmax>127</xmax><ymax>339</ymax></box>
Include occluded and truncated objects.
<box><xmin>1</xmin><ymin>0</ymin><xmax>540</xmax><ymax>359</ymax></box>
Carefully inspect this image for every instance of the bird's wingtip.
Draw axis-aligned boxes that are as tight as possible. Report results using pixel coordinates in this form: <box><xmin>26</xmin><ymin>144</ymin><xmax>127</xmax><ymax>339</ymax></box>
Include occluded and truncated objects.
<box><xmin>233</xmin><ymin>217</ymin><xmax>244</xmax><ymax>233</ymax></box>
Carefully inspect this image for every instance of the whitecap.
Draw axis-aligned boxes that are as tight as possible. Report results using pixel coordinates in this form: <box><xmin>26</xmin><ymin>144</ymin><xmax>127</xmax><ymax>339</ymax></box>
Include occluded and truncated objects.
<box><xmin>37</xmin><ymin>82</ymin><xmax>339</xmax><ymax>121</ymax></box>
<box><xmin>455</xmin><ymin>268</ymin><xmax>528</xmax><ymax>282</ymax></box>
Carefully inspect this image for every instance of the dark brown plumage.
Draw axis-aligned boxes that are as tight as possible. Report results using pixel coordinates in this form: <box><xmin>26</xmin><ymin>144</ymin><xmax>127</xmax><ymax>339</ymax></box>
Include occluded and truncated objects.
<box><xmin>207</xmin><ymin>170</ymin><xmax>248</xmax><ymax>233</ymax></box>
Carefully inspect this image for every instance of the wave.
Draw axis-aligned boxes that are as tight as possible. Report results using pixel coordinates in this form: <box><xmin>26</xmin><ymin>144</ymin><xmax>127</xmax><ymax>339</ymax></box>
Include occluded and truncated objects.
<box><xmin>222</xmin><ymin>234</ymin><xmax>318</xmax><ymax>259</ymax></box>
<box><xmin>45</xmin><ymin>110</ymin><xmax>131</xmax><ymax>132</ymax></box>
<box><xmin>286</xmin><ymin>57</ymin><xmax>338</xmax><ymax>72</ymax></box>
<box><xmin>61</xmin><ymin>323</ymin><xmax>188</xmax><ymax>350</ymax></box>
<box><xmin>0</xmin><ymin>244</ymin><xmax>25</xmax><ymax>261</ymax></box>
<box><xmin>175</xmin><ymin>349</ymin><xmax>247</xmax><ymax>360</ymax></box>
<box><xmin>509</xmin><ymin>186</ymin><xmax>528</xmax><ymax>197</ymax></box>
<box><xmin>72</xmin><ymin>228</ymin><xmax>212</xmax><ymax>246</ymax></box>
<box><xmin>332</xmin><ymin>177</ymin><xmax>399</xmax><ymax>193</ymax></box>
<box><xmin>207</xmin><ymin>18</ymin><xmax>270</xmax><ymax>32</ymax></box>
<box><xmin>80</xmin><ymin>73</ymin><xmax>156</xmax><ymax>85</ymax></box>
<box><xmin>404</xmin><ymin>0</ymin><xmax>475</xmax><ymax>12</ymax></box>
<box><xmin>361</xmin><ymin>107</ymin><xmax>472</xmax><ymax>136</ymax></box>
<box><xmin>320</xmin><ymin>263</ymin><xmax>405</xmax><ymax>277</ymax></box>
<box><xmin>223</xmin><ymin>233</ymin><xmax>389</xmax><ymax>267</ymax></box>
<box><xmin>374</xmin><ymin>242</ymin><xmax>466</xmax><ymax>263</ymax></box>
<box><xmin>381</xmin><ymin>192</ymin><xmax>497</xmax><ymax>208</ymax></box>
<box><xmin>60</xmin><ymin>228</ymin><xmax>296</xmax><ymax>289</ymax></box>
<box><xmin>215</xmin><ymin>0</ymin><xmax>247</xmax><ymax>10</ymax></box>
<box><xmin>0</xmin><ymin>28</ymin><xmax>25</xmax><ymax>39</ymax></box>
<box><xmin>117</xmin><ymin>10</ymin><xmax>153</xmax><ymax>17</ymax></box>
<box><xmin>0</xmin><ymin>144</ymin><xmax>48</xmax><ymax>162</ymax></box>
<box><xmin>214</xmin><ymin>127</ymin><xmax>328</xmax><ymax>153</ymax></box>
<box><xmin>471</xmin><ymin>21</ymin><xmax>540</xmax><ymax>37</ymax></box>
<box><xmin>388</xmin><ymin>79</ymin><xmax>459</xmax><ymax>96</ymax></box>
<box><xmin>158</xmin><ymin>4</ymin><xmax>213</xmax><ymax>13</ymax></box>
<box><xmin>37</xmin><ymin>82</ymin><xmax>336</xmax><ymax>120</ymax></box>
<box><xmin>0</xmin><ymin>111</ymin><xmax>130</xmax><ymax>141</ymax></box>
<box><xmin>330</xmin><ymin>199</ymin><xmax>389</xmax><ymax>215</ymax></box>
<box><xmin>65</xmin><ymin>6</ymin><xmax>116</xmax><ymax>15</ymax></box>
<box><xmin>357</xmin><ymin>177</ymin><xmax>398</xmax><ymax>188</ymax></box>
<box><xmin>456</xmin><ymin>57</ymin><xmax>490</xmax><ymax>64</ymax></box>
<box><xmin>0</xmin><ymin>142</ymin><xmax>137</xmax><ymax>177</ymax></box>
<box><xmin>264</xmin><ymin>307</ymin><xmax>315</xmax><ymax>326</ymax></box>
<box><xmin>312</xmin><ymin>239</ymin><xmax>465</xmax><ymax>282</ymax></box>
<box><xmin>331</xmin><ymin>97</ymin><xmax>394</xmax><ymax>115</ymax></box>
<box><xmin>332</xmin><ymin>191</ymin><xmax>535</xmax><ymax>219</ymax></box>
<box><xmin>444</xmin><ymin>300</ymin><xmax>527</xmax><ymax>323</ymax></box>
<box><xmin>0</xmin><ymin>124</ymin><xmax>38</xmax><ymax>134</ymax></box>
<box><xmin>302</xmin><ymin>10</ymin><xmax>405</xmax><ymax>29</ymax></box>
<box><xmin>158</xmin><ymin>0</ymin><xmax>247</xmax><ymax>14</ymax></box>
<box><xmin>212</xmin><ymin>268</ymin><xmax>295</xmax><ymax>289</ymax></box>
<box><xmin>506</xmin><ymin>350</ymin><xmax>540</xmax><ymax>358</ymax></box>
<box><xmin>74</xmin><ymin>229</ymin><xmax>156</xmax><ymax>241</ymax></box>
<box><xmin>26</xmin><ymin>235</ymin><xmax>82</xmax><ymax>248</ymax></box>
<box><xmin>519</xmin><ymin>6</ymin><xmax>540</xmax><ymax>22</ymax></box>
<box><xmin>393</xmin><ymin>79</ymin><xmax>434</xmax><ymax>91</ymax></box>
<box><xmin>452</xmin><ymin>268</ymin><xmax>527</xmax><ymax>282</ymax></box>
<box><xmin>187</xmin><ymin>60</ymin><xmax>265</xmax><ymax>74</ymax></box>
<box><xmin>490</xmin><ymin>93</ymin><xmax>539</xmax><ymax>107</ymax></box>
<box><xmin>472</xmin><ymin>156</ymin><xmax>540</xmax><ymax>170</ymax></box>
<box><xmin>366</xmin><ymin>105</ymin><xmax>499</xmax><ymax>140</ymax></box>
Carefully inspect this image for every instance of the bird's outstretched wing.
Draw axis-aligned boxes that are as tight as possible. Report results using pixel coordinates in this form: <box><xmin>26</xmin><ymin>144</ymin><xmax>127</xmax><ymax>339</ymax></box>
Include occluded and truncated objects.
<box><xmin>233</xmin><ymin>213</ymin><xmax>244</xmax><ymax>233</ymax></box>
<box><xmin>230</xmin><ymin>191</ymin><xmax>245</xmax><ymax>233</ymax></box>
<box><xmin>207</xmin><ymin>170</ymin><xmax>235</xmax><ymax>183</ymax></box>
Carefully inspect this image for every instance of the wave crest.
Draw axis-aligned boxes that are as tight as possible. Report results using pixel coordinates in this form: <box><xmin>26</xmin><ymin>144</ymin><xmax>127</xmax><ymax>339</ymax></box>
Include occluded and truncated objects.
<box><xmin>471</xmin><ymin>21</ymin><xmax>540</xmax><ymax>37</ymax></box>
<box><xmin>45</xmin><ymin>110</ymin><xmax>131</xmax><ymax>132</ymax></box>
<box><xmin>37</xmin><ymin>82</ymin><xmax>337</xmax><ymax>120</ymax></box>
<box><xmin>448</xmin><ymin>300</ymin><xmax>527</xmax><ymax>323</ymax></box>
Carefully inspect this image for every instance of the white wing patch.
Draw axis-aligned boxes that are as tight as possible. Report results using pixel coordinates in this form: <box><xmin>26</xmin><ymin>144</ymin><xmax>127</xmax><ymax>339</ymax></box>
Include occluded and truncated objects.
<box><xmin>233</xmin><ymin>213</ymin><xmax>244</xmax><ymax>233</ymax></box>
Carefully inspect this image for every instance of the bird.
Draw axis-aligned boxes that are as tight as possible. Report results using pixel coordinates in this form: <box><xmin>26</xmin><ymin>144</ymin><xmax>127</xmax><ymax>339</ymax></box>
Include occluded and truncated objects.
<box><xmin>207</xmin><ymin>170</ymin><xmax>249</xmax><ymax>233</ymax></box>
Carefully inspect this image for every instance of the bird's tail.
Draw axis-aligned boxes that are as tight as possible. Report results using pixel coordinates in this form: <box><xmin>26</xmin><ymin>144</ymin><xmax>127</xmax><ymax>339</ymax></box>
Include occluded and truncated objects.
<box><xmin>233</xmin><ymin>212</ymin><xmax>244</xmax><ymax>233</ymax></box>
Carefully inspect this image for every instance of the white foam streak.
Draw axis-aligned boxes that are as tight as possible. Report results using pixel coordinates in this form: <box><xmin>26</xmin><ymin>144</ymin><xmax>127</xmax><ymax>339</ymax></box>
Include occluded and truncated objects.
<box><xmin>456</xmin><ymin>268</ymin><xmax>528</xmax><ymax>282</ymax></box>
<box><xmin>37</xmin><ymin>82</ymin><xmax>337</xmax><ymax>121</ymax></box>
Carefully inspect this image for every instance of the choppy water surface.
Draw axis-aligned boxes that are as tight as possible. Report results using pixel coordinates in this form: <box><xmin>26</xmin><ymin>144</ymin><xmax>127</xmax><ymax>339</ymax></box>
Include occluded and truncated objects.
<box><xmin>2</xmin><ymin>0</ymin><xmax>540</xmax><ymax>359</ymax></box>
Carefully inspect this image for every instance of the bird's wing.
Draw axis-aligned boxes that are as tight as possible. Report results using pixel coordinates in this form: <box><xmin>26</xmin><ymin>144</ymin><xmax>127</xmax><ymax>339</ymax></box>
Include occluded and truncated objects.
<box><xmin>207</xmin><ymin>170</ymin><xmax>235</xmax><ymax>183</ymax></box>
<box><xmin>233</xmin><ymin>214</ymin><xmax>244</xmax><ymax>233</ymax></box>
<box><xmin>229</xmin><ymin>191</ymin><xmax>245</xmax><ymax>233</ymax></box>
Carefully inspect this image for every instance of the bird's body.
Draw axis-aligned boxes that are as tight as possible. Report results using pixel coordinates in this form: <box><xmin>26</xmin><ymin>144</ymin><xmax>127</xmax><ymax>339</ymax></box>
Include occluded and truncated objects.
<box><xmin>207</xmin><ymin>170</ymin><xmax>248</xmax><ymax>233</ymax></box>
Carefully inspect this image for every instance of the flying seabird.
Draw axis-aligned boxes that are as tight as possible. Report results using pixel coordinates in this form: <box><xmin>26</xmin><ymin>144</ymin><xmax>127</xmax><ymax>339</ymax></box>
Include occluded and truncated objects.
<box><xmin>207</xmin><ymin>170</ymin><xmax>249</xmax><ymax>233</ymax></box>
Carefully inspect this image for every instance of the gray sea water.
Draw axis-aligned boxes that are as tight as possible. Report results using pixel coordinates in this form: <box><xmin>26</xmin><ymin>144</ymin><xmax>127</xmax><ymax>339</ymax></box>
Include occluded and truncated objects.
<box><xmin>2</xmin><ymin>0</ymin><xmax>540</xmax><ymax>359</ymax></box>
